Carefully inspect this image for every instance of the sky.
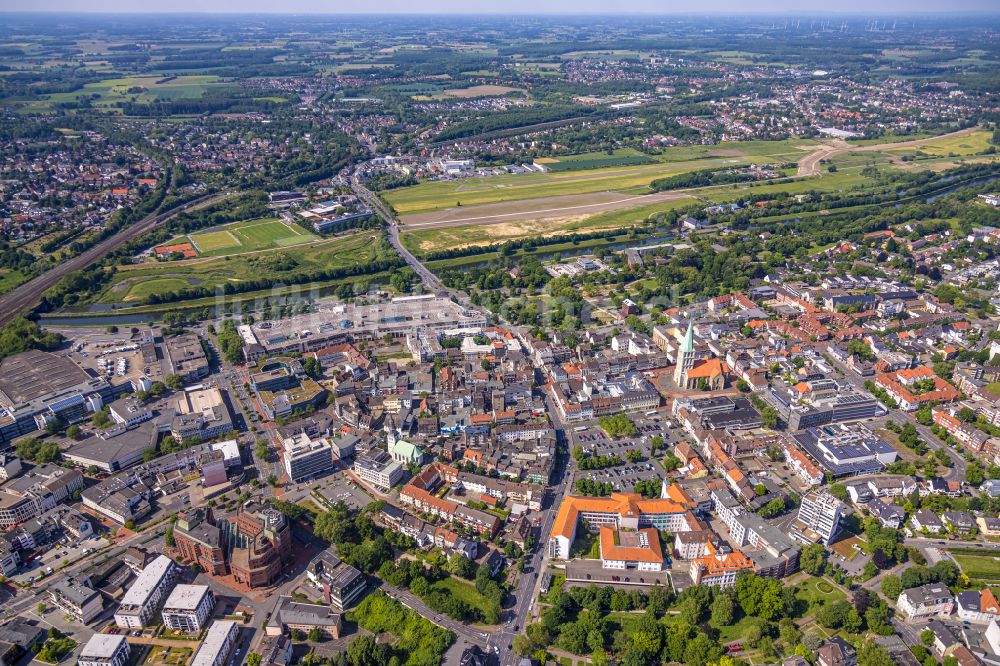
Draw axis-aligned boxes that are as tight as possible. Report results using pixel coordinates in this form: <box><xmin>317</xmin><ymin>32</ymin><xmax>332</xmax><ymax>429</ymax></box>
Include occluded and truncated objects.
<box><xmin>4</xmin><ymin>0</ymin><xmax>1000</xmax><ymax>12</ymax></box>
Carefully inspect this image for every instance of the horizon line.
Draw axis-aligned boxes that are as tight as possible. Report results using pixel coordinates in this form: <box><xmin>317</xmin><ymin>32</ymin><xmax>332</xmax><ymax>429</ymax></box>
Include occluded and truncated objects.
<box><xmin>3</xmin><ymin>9</ymin><xmax>1000</xmax><ymax>15</ymax></box>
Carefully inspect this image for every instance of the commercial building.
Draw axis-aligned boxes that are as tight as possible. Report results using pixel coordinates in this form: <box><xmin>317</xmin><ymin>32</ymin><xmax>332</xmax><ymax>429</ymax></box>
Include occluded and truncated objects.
<box><xmin>172</xmin><ymin>509</ymin><xmax>227</xmax><ymax>576</ymax></box>
<box><xmin>897</xmin><ymin>583</ymin><xmax>956</xmax><ymax>621</ymax></box>
<box><xmin>353</xmin><ymin>449</ymin><xmax>403</xmax><ymax>491</ymax></box>
<box><xmin>792</xmin><ymin>424</ymin><xmax>897</xmax><ymax>478</ymax></box>
<box><xmin>762</xmin><ymin>383</ymin><xmax>883</xmax><ymax>431</ymax></box>
<box><xmin>0</xmin><ymin>350</ymin><xmax>117</xmax><ymax>446</ymax></box>
<box><xmin>162</xmin><ymin>585</ymin><xmax>216</xmax><ymax>632</ymax></box>
<box><xmin>47</xmin><ymin>576</ymin><xmax>103</xmax><ymax>624</ymax></box>
<box><xmin>114</xmin><ymin>555</ymin><xmax>178</xmax><ymax>628</ymax></box>
<box><xmin>170</xmin><ymin>388</ymin><xmax>234</xmax><ymax>442</ymax></box>
<box><xmin>163</xmin><ymin>334</ymin><xmax>210</xmax><ymax>384</ymax></box>
<box><xmin>78</xmin><ymin>634</ymin><xmax>130</xmax><ymax>666</ymax></box>
<box><xmin>246</xmin><ymin>295</ymin><xmax>487</xmax><ymax>356</ymax></box>
<box><xmin>792</xmin><ymin>490</ymin><xmax>845</xmax><ymax>545</ymax></box>
<box><xmin>305</xmin><ymin>551</ymin><xmax>367</xmax><ymax>610</ymax></box>
<box><xmin>249</xmin><ymin>358</ymin><xmax>327</xmax><ymax>420</ymax></box>
<box><xmin>282</xmin><ymin>433</ymin><xmax>335</xmax><ymax>482</ymax></box>
<box><xmin>190</xmin><ymin>621</ymin><xmax>239</xmax><ymax>666</ymax></box>
<box><xmin>548</xmin><ymin>488</ymin><xmax>697</xmax><ymax>560</ymax></box>
<box><xmin>0</xmin><ymin>492</ymin><xmax>40</xmax><ymax>528</ymax></box>
<box><xmin>710</xmin><ymin>487</ymin><xmax>801</xmax><ymax>578</ymax></box>
<box><xmin>226</xmin><ymin>504</ymin><xmax>292</xmax><ymax>589</ymax></box>
<box><xmin>599</xmin><ymin>527</ymin><xmax>664</xmax><ymax>571</ymax></box>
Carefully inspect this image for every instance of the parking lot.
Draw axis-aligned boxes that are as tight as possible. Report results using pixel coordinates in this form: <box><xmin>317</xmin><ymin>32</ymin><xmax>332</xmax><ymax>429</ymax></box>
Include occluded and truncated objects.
<box><xmin>304</xmin><ymin>471</ymin><xmax>373</xmax><ymax>510</ymax></box>
<box><xmin>11</xmin><ymin>534</ymin><xmax>107</xmax><ymax>585</ymax></box>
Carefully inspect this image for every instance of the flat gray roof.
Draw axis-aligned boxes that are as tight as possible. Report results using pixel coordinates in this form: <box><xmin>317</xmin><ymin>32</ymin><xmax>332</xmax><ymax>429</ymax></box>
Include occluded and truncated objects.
<box><xmin>0</xmin><ymin>350</ymin><xmax>91</xmax><ymax>407</ymax></box>
<box><xmin>80</xmin><ymin>633</ymin><xmax>128</xmax><ymax>659</ymax></box>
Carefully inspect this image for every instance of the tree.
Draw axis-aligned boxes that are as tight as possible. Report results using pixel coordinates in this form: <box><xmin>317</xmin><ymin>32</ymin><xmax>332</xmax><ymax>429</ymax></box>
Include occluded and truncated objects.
<box><xmin>303</xmin><ymin>356</ymin><xmax>322</xmax><ymax>379</ymax></box>
<box><xmin>307</xmin><ymin>627</ymin><xmax>322</xmax><ymax>642</ymax></box>
<box><xmin>346</xmin><ymin>635</ymin><xmax>389</xmax><ymax>666</ymax></box>
<box><xmin>164</xmin><ymin>374</ymin><xmax>184</xmax><ymax>390</ymax></box>
<box><xmin>710</xmin><ymin>592</ymin><xmax>735</xmax><ymax>626</ymax></box>
<box><xmin>164</xmin><ymin>525</ymin><xmax>175</xmax><ymax>548</ymax></box>
<box><xmin>857</xmin><ymin>641</ymin><xmax>894</xmax><ymax>666</ymax></box>
<box><xmin>800</xmin><ymin>544</ymin><xmax>826</xmax><ymax>575</ymax></box>
<box><xmin>246</xmin><ymin>654</ymin><xmax>262</xmax><ymax>666</ymax></box>
<box><xmin>66</xmin><ymin>424</ymin><xmax>82</xmax><ymax>440</ymax></box>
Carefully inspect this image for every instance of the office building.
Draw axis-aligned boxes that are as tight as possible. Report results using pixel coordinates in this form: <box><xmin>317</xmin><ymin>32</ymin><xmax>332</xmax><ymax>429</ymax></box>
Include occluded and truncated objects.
<box><xmin>170</xmin><ymin>388</ymin><xmax>234</xmax><ymax>442</ymax></box>
<box><xmin>163</xmin><ymin>335</ymin><xmax>210</xmax><ymax>384</ymax></box>
<box><xmin>264</xmin><ymin>597</ymin><xmax>343</xmax><ymax>639</ymax></box>
<box><xmin>305</xmin><ymin>551</ymin><xmax>367</xmax><ymax>610</ymax></box>
<box><xmin>689</xmin><ymin>551</ymin><xmax>754</xmax><ymax>588</ymax></box>
<box><xmin>114</xmin><ymin>555</ymin><xmax>178</xmax><ymax>628</ymax></box>
<box><xmin>282</xmin><ymin>433</ymin><xmax>335</xmax><ymax>482</ymax></box>
<box><xmin>353</xmin><ymin>449</ymin><xmax>403</xmax><ymax>491</ymax></box>
<box><xmin>162</xmin><ymin>585</ymin><xmax>216</xmax><ymax>632</ymax></box>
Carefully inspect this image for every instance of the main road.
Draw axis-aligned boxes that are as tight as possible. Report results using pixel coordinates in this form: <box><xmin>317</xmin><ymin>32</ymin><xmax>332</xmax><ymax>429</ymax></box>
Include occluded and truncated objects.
<box><xmin>0</xmin><ymin>185</ymin><xmax>230</xmax><ymax>328</ymax></box>
<box><xmin>353</xmin><ymin>164</ymin><xmax>574</xmax><ymax>665</ymax></box>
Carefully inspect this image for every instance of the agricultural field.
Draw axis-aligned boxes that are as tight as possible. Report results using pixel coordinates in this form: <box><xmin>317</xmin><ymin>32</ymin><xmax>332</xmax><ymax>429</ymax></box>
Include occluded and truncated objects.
<box><xmin>103</xmin><ymin>231</ymin><xmax>378</xmax><ymax>304</ymax></box>
<box><xmin>950</xmin><ymin>549</ymin><xmax>1000</xmax><ymax>582</ymax></box>
<box><xmin>442</xmin><ymin>84</ymin><xmax>523</xmax><ymax>98</ymax></box>
<box><xmin>42</xmin><ymin>75</ymin><xmax>227</xmax><ymax>109</ymax></box>
<box><xmin>176</xmin><ymin>218</ymin><xmax>317</xmax><ymax>257</ymax></box>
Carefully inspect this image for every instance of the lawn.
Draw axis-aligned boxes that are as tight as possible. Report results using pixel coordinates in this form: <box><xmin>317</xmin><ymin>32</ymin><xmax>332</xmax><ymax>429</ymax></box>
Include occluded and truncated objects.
<box><xmin>985</xmin><ymin>382</ymin><xmax>1000</xmax><ymax>397</ymax></box>
<box><xmin>950</xmin><ymin>550</ymin><xmax>1000</xmax><ymax>581</ymax></box>
<box><xmin>181</xmin><ymin>218</ymin><xmax>317</xmax><ymax>257</ymax></box>
<box><xmin>385</xmin><ymin>157</ymin><xmax>747</xmax><ymax>215</ymax></box>
<box><xmin>103</xmin><ymin>231</ymin><xmax>380</xmax><ymax>304</ymax></box>
<box><xmin>794</xmin><ymin>576</ymin><xmax>847</xmax><ymax>612</ymax></box>
<box><xmin>570</xmin><ymin>528</ymin><xmax>601</xmax><ymax>559</ymax></box>
<box><xmin>0</xmin><ymin>268</ymin><xmax>25</xmax><ymax>296</ymax></box>
<box><xmin>882</xmin><ymin>129</ymin><xmax>995</xmax><ymax>157</ymax></box>
<box><xmin>430</xmin><ymin>576</ymin><xmax>500</xmax><ymax>621</ymax></box>
<box><xmin>189</xmin><ymin>230</ymin><xmax>240</xmax><ymax>253</ymax></box>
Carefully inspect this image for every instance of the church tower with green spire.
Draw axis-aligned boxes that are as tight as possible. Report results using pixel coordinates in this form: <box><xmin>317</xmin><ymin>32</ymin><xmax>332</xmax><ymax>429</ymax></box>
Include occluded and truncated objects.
<box><xmin>673</xmin><ymin>321</ymin><xmax>696</xmax><ymax>387</ymax></box>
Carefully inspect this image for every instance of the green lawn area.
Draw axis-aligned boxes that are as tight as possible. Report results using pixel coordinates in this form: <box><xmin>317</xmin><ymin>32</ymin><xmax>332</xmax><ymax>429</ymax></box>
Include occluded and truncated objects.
<box><xmin>0</xmin><ymin>268</ymin><xmax>25</xmax><ymax>296</ymax></box>
<box><xmin>950</xmin><ymin>550</ymin><xmax>1000</xmax><ymax>581</ymax></box>
<box><xmin>101</xmin><ymin>230</ymin><xmax>380</xmax><ymax>304</ymax></box>
<box><xmin>794</xmin><ymin>576</ymin><xmax>847</xmax><ymax>612</ymax></box>
<box><xmin>986</xmin><ymin>382</ymin><xmax>1000</xmax><ymax>397</ymax></box>
<box><xmin>386</xmin><ymin>156</ymin><xmax>752</xmax><ymax>215</ymax></box>
<box><xmin>569</xmin><ymin>528</ymin><xmax>601</xmax><ymax>559</ymax></box>
<box><xmin>189</xmin><ymin>230</ymin><xmax>240</xmax><ymax>252</ymax></box>
<box><xmin>181</xmin><ymin>218</ymin><xmax>317</xmax><ymax>257</ymax></box>
<box><xmin>430</xmin><ymin>576</ymin><xmax>499</xmax><ymax>621</ymax></box>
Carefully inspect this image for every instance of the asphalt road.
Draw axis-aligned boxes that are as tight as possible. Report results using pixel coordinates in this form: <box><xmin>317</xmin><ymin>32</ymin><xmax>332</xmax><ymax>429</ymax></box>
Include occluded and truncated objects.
<box><xmin>0</xmin><ymin>187</ymin><xmax>230</xmax><ymax>327</ymax></box>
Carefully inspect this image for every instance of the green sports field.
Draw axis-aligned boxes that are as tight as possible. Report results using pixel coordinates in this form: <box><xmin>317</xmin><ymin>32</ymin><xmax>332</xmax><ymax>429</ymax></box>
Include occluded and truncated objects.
<box><xmin>106</xmin><ymin>231</ymin><xmax>379</xmax><ymax>304</ymax></box>
<box><xmin>181</xmin><ymin>218</ymin><xmax>317</xmax><ymax>257</ymax></box>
